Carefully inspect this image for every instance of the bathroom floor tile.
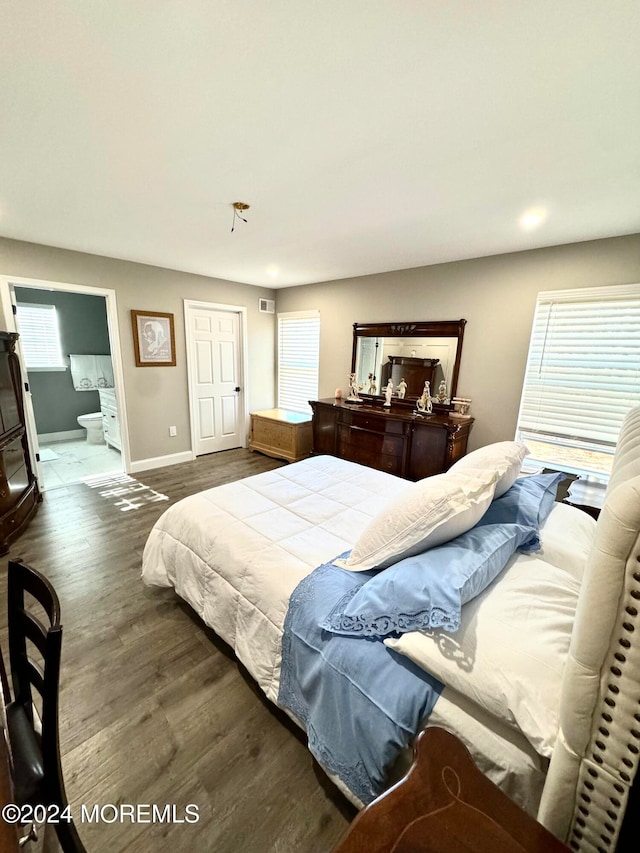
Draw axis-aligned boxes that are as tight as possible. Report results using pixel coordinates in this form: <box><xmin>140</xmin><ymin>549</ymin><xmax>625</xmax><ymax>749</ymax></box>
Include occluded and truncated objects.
<box><xmin>38</xmin><ymin>439</ymin><xmax>123</xmax><ymax>490</ymax></box>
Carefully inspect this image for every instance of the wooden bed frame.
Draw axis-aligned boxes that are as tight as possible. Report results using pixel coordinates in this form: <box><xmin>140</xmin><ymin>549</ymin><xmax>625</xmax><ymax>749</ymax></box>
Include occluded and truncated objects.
<box><xmin>332</xmin><ymin>727</ymin><xmax>569</xmax><ymax>853</ymax></box>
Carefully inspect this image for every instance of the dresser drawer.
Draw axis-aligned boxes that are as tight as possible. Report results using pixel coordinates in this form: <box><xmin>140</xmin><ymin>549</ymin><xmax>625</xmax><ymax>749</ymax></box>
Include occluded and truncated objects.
<box><xmin>337</xmin><ymin>424</ymin><xmax>406</xmax><ymax>476</ymax></box>
<box><xmin>0</xmin><ymin>463</ymin><xmax>28</xmax><ymax>511</ymax></box>
<box><xmin>1</xmin><ymin>437</ymin><xmax>25</xmax><ymax>482</ymax></box>
<box><xmin>343</xmin><ymin>409</ymin><xmax>407</xmax><ymax>435</ymax></box>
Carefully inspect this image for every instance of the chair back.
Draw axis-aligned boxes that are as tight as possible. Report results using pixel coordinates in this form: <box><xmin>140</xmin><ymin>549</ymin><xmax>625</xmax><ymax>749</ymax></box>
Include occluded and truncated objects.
<box><xmin>6</xmin><ymin>559</ymin><xmax>86</xmax><ymax>853</ymax></box>
<box><xmin>8</xmin><ymin>559</ymin><xmax>61</xmax><ymax>737</ymax></box>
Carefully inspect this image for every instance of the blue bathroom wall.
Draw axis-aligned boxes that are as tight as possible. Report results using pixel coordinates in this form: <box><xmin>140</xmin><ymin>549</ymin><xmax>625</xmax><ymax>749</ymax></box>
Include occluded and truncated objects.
<box><xmin>14</xmin><ymin>287</ymin><xmax>110</xmax><ymax>435</ymax></box>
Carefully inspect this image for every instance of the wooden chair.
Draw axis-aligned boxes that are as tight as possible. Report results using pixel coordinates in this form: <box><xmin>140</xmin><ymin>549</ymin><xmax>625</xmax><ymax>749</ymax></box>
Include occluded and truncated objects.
<box><xmin>4</xmin><ymin>558</ymin><xmax>86</xmax><ymax>853</ymax></box>
<box><xmin>331</xmin><ymin>727</ymin><xmax>569</xmax><ymax>853</ymax></box>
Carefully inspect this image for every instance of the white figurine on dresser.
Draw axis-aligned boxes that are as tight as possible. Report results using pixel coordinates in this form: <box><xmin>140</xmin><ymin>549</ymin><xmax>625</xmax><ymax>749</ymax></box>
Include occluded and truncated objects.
<box><xmin>415</xmin><ymin>381</ymin><xmax>433</xmax><ymax>415</ymax></box>
<box><xmin>346</xmin><ymin>373</ymin><xmax>363</xmax><ymax>403</ymax></box>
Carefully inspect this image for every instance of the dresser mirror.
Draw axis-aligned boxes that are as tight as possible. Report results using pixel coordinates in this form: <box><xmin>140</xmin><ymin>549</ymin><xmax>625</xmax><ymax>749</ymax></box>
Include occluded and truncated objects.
<box><xmin>351</xmin><ymin>320</ymin><xmax>466</xmax><ymax>407</ymax></box>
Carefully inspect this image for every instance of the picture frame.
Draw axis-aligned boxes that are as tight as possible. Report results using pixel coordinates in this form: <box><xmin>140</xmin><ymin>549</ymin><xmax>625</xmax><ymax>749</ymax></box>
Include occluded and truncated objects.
<box><xmin>131</xmin><ymin>310</ymin><xmax>176</xmax><ymax>367</ymax></box>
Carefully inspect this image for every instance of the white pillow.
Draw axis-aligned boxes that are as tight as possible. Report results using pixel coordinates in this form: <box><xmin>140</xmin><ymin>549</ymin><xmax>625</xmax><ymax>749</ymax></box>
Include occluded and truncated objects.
<box><xmin>449</xmin><ymin>441</ymin><xmax>530</xmax><ymax>498</ymax></box>
<box><xmin>384</xmin><ymin>555</ymin><xmax>580</xmax><ymax>757</ymax></box>
<box><xmin>336</xmin><ymin>469</ymin><xmax>499</xmax><ymax>572</ymax></box>
<box><xmin>538</xmin><ymin>501</ymin><xmax>596</xmax><ymax>582</ymax></box>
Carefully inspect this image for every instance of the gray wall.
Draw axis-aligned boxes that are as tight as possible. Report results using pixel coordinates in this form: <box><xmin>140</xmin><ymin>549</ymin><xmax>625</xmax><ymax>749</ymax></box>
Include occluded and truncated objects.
<box><xmin>14</xmin><ymin>287</ymin><xmax>110</xmax><ymax>434</ymax></box>
<box><xmin>275</xmin><ymin>233</ymin><xmax>640</xmax><ymax>451</ymax></box>
<box><xmin>1</xmin><ymin>237</ymin><xmax>277</xmax><ymax>463</ymax></box>
<box><xmin>3</xmin><ymin>232</ymin><xmax>640</xmax><ymax>464</ymax></box>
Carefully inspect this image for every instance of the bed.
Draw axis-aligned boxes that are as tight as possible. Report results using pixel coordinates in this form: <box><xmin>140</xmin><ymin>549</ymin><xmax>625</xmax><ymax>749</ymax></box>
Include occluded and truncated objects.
<box><xmin>141</xmin><ymin>405</ymin><xmax>640</xmax><ymax>852</ymax></box>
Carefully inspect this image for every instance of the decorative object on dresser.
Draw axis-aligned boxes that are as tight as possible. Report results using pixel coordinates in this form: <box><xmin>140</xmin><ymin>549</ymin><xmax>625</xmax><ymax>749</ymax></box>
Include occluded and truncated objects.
<box><xmin>249</xmin><ymin>408</ymin><xmax>312</xmax><ymax>464</ymax></box>
<box><xmin>415</xmin><ymin>380</ymin><xmax>433</xmax><ymax>415</ymax></box>
<box><xmin>0</xmin><ymin>332</ymin><xmax>41</xmax><ymax>555</ymax></box>
<box><xmin>346</xmin><ymin>372</ymin><xmax>363</xmax><ymax>403</ymax></box>
<box><xmin>310</xmin><ymin>398</ymin><xmax>473</xmax><ymax>480</ymax></box>
<box><xmin>452</xmin><ymin>397</ymin><xmax>472</xmax><ymax>417</ymax></box>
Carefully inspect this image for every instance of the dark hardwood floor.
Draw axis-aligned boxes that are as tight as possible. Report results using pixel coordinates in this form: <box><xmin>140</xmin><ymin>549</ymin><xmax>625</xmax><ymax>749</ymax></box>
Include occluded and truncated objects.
<box><xmin>0</xmin><ymin>449</ymin><xmax>355</xmax><ymax>853</ymax></box>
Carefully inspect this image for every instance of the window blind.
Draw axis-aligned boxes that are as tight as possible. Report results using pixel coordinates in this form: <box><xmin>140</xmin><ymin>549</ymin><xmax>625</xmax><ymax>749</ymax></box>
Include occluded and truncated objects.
<box><xmin>277</xmin><ymin>311</ymin><xmax>320</xmax><ymax>414</ymax></box>
<box><xmin>16</xmin><ymin>303</ymin><xmax>65</xmax><ymax>369</ymax></box>
<box><xmin>515</xmin><ymin>283</ymin><xmax>640</xmax><ymax>477</ymax></box>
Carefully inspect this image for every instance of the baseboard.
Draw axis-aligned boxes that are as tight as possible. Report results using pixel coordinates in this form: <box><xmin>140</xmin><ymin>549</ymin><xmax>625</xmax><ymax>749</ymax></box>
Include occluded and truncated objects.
<box><xmin>129</xmin><ymin>451</ymin><xmax>194</xmax><ymax>474</ymax></box>
<box><xmin>37</xmin><ymin>429</ymin><xmax>85</xmax><ymax>443</ymax></box>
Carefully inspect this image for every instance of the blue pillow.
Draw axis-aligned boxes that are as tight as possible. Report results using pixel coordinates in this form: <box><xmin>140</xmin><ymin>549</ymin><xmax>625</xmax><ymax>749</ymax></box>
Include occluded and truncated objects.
<box><xmin>321</xmin><ymin>521</ymin><xmax>536</xmax><ymax>638</ymax></box>
<box><xmin>476</xmin><ymin>471</ymin><xmax>566</xmax><ymax>551</ymax></box>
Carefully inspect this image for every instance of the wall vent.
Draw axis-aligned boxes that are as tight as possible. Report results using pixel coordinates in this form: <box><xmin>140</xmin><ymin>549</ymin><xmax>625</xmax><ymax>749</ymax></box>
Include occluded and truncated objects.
<box><xmin>259</xmin><ymin>298</ymin><xmax>275</xmax><ymax>314</ymax></box>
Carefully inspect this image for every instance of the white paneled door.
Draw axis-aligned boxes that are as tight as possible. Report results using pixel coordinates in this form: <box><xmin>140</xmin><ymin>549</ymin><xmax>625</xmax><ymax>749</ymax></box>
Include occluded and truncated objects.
<box><xmin>185</xmin><ymin>303</ymin><xmax>244</xmax><ymax>456</ymax></box>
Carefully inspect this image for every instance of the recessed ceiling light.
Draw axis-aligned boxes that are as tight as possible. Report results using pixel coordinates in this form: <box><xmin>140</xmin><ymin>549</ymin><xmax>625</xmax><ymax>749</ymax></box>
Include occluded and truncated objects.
<box><xmin>266</xmin><ymin>266</ymin><xmax>279</xmax><ymax>277</ymax></box>
<box><xmin>519</xmin><ymin>208</ymin><xmax>547</xmax><ymax>230</ymax></box>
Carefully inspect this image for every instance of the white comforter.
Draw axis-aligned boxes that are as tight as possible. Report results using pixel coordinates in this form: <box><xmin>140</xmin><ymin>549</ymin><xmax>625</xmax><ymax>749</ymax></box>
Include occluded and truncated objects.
<box><xmin>142</xmin><ymin>455</ymin><xmax>410</xmax><ymax>702</ymax></box>
<box><xmin>142</xmin><ymin>455</ymin><xmax>587</xmax><ymax>812</ymax></box>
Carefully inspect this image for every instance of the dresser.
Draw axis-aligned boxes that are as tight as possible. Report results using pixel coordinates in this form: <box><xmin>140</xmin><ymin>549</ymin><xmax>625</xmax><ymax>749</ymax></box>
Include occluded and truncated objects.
<box><xmin>310</xmin><ymin>398</ymin><xmax>473</xmax><ymax>480</ymax></box>
<box><xmin>99</xmin><ymin>388</ymin><xmax>121</xmax><ymax>450</ymax></box>
<box><xmin>249</xmin><ymin>408</ymin><xmax>312</xmax><ymax>463</ymax></box>
<box><xmin>0</xmin><ymin>332</ymin><xmax>40</xmax><ymax>555</ymax></box>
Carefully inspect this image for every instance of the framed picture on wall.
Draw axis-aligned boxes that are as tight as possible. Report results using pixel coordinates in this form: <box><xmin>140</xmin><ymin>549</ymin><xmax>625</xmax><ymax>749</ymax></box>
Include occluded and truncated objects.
<box><xmin>131</xmin><ymin>310</ymin><xmax>176</xmax><ymax>367</ymax></box>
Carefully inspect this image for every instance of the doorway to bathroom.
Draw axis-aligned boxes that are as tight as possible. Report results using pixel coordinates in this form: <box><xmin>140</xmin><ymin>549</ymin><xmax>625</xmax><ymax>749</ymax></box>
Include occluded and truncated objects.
<box><xmin>0</xmin><ymin>275</ymin><xmax>130</xmax><ymax>491</ymax></box>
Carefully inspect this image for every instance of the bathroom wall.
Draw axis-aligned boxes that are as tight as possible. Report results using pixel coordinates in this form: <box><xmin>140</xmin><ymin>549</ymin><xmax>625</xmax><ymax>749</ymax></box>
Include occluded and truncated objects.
<box><xmin>14</xmin><ymin>287</ymin><xmax>110</xmax><ymax>435</ymax></box>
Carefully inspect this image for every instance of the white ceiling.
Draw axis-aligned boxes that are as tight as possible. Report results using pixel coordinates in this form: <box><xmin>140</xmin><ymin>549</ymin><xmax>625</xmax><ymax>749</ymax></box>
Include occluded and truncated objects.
<box><xmin>1</xmin><ymin>1</ymin><xmax>639</xmax><ymax>288</ymax></box>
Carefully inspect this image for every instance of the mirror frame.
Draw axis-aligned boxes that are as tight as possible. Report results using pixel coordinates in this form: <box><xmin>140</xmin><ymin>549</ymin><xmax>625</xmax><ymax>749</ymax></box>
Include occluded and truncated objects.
<box><xmin>350</xmin><ymin>319</ymin><xmax>467</xmax><ymax>409</ymax></box>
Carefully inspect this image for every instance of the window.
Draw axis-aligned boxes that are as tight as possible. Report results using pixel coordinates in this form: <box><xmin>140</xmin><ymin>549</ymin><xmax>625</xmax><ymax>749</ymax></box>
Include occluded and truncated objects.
<box><xmin>15</xmin><ymin>303</ymin><xmax>66</xmax><ymax>370</ymax></box>
<box><xmin>515</xmin><ymin>283</ymin><xmax>640</xmax><ymax>479</ymax></box>
<box><xmin>277</xmin><ymin>310</ymin><xmax>320</xmax><ymax>414</ymax></box>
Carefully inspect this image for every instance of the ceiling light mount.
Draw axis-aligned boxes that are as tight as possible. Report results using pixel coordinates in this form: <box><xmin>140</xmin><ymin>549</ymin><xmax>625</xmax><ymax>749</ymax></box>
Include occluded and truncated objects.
<box><xmin>231</xmin><ymin>201</ymin><xmax>250</xmax><ymax>232</ymax></box>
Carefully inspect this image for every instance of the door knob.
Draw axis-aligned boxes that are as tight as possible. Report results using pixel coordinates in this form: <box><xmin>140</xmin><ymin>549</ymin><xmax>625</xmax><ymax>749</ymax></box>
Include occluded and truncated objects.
<box><xmin>235</xmin><ymin>386</ymin><xmax>241</xmax><ymax>392</ymax></box>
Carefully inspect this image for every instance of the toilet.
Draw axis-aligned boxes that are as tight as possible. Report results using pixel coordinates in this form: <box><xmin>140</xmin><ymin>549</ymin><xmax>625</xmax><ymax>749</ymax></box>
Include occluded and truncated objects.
<box><xmin>77</xmin><ymin>412</ymin><xmax>104</xmax><ymax>444</ymax></box>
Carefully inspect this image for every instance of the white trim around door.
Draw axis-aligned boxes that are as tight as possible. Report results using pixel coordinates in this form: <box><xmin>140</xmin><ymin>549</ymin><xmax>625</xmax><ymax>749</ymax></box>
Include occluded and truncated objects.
<box><xmin>184</xmin><ymin>300</ymin><xmax>249</xmax><ymax>458</ymax></box>
<box><xmin>0</xmin><ymin>274</ymin><xmax>131</xmax><ymax>484</ymax></box>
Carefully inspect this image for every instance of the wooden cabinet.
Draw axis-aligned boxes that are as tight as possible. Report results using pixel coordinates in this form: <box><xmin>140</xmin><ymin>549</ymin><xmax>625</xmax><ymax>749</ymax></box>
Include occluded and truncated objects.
<box><xmin>249</xmin><ymin>409</ymin><xmax>313</xmax><ymax>464</ymax></box>
<box><xmin>310</xmin><ymin>398</ymin><xmax>473</xmax><ymax>480</ymax></box>
<box><xmin>99</xmin><ymin>388</ymin><xmax>121</xmax><ymax>450</ymax></box>
<box><xmin>0</xmin><ymin>332</ymin><xmax>40</xmax><ymax>554</ymax></box>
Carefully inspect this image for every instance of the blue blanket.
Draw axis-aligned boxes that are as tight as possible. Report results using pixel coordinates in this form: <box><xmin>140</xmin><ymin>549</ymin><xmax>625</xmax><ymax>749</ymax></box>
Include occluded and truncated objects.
<box><xmin>277</xmin><ymin>555</ymin><xmax>443</xmax><ymax>804</ymax></box>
